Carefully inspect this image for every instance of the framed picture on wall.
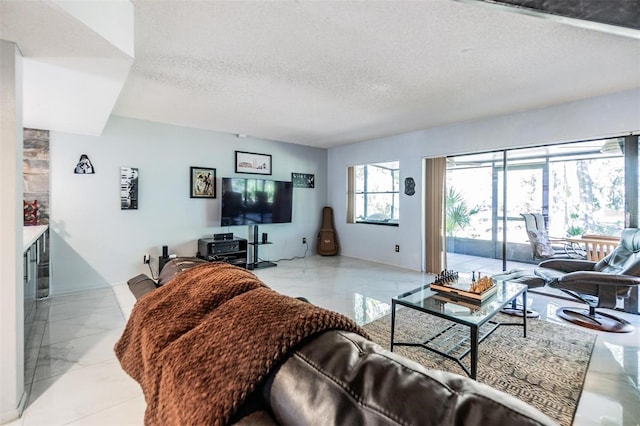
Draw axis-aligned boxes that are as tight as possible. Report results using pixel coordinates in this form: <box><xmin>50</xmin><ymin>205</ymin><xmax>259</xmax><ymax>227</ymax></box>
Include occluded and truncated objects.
<box><xmin>292</xmin><ymin>173</ymin><xmax>315</xmax><ymax>188</ymax></box>
<box><xmin>190</xmin><ymin>167</ymin><xmax>216</xmax><ymax>198</ymax></box>
<box><xmin>120</xmin><ymin>167</ymin><xmax>138</xmax><ymax>210</ymax></box>
<box><xmin>235</xmin><ymin>151</ymin><xmax>272</xmax><ymax>175</ymax></box>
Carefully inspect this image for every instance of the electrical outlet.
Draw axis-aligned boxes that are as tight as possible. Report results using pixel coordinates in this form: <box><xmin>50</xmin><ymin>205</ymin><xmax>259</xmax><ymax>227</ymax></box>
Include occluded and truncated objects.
<box><xmin>302</xmin><ymin>237</ymin><xmax>307</xmax><ymax>244</ymax></box>
<box><xmin>395</xmin><ymin>245</ymin><xmax>400</xmax><ymax>253</ymax></box>
<box><xmin>143</xmin><ymin>254</ymin><xmax>150</xmax><ymax>264</ymax></box>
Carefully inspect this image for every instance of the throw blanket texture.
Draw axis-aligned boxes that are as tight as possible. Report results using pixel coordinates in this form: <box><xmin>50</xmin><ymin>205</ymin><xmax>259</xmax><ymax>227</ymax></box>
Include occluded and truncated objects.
<box><xmin>114</xmin><ymin>262</ymin><xmax>365</xmax><ymax>425</ymax></box>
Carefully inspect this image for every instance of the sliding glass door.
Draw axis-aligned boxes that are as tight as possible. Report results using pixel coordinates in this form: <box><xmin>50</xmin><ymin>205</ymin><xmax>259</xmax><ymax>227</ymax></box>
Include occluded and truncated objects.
<box><xmin>499</xmin><ymin>152</ymin><xmax>546</xmax><ymax>271</ymax></box>
<box><xmin>445</xmin><ymin>152</ymin><xmax>496</xmax><ymax>271</ymax></box>
<box><xmin>445</xmin><ymin>137</ymin><xmax>630</xmax><ymax>275</ymax></box>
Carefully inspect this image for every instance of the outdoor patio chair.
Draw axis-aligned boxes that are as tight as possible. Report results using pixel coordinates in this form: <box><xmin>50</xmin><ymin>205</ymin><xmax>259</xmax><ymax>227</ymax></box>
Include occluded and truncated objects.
<box><xmin>521</xmin><ymin>213</ymin><xmax>584</xmax><ymax>261</ymax></box>
<box><xmin>535</xmin><ymin>228</ymin><xmax>640</xmax><ymax>333</ymax></box>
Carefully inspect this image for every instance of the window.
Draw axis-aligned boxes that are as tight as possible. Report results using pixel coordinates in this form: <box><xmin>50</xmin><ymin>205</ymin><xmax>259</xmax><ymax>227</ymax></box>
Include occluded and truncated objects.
<box><xmin>348</xmin><ymin>161</ymin><xmax>399</xmax><ymax>225</ymax></box>
<box><xmin>445</xmin><ymin>137</ymin><xmax>630</xmax><ymax>269</ymax></box>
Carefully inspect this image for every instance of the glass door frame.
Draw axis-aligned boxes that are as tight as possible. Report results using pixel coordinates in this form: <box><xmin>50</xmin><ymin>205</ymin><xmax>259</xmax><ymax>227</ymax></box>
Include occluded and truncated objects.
<box><xmin>444</xmin><ymin>135</ymin><xmax>638</xmax><ymax>313</ymax></box>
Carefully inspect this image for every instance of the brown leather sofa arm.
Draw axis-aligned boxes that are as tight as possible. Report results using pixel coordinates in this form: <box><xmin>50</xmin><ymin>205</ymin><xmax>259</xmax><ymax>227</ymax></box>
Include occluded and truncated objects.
<box><xmin>127</xmin><ymin>274</ymin><xmax>157</xmax><ymax>299</ymax></box>
<box><xmin>157</xmin><ymin>257</ymin><xmax>209</xmax><ymax>285</ymax></box>
<box><xmin>127</xmin><ymin>258</ymin><xmax>211</xmax><ymax>301</ymax></box>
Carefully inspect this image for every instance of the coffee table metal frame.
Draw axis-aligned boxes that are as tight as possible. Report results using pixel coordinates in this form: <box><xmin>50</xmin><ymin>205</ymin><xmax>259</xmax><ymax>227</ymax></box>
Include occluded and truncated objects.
<box><xmin>390</xmin><ymin>281</ymin><xmax>527</xmax><ymax>379</ymax></box>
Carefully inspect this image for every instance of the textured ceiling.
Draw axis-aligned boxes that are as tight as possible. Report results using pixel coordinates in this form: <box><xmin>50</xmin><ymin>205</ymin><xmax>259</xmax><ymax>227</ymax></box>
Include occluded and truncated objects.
<box><xmin>3</xmin><ymin>1</ymin><xmax>640</xmax><ymax>147</ymax></box>
<box><xmin>112</xmin><ymin>0</ymin><xmax>639</xmax><ymax>148</ymax></box>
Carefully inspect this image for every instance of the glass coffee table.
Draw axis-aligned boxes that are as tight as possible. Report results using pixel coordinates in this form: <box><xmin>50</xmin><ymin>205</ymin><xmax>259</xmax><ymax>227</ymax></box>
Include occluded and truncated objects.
<box><xmin>391</xmin><ymin>280</ymin><xmax>528</xmax><ymax>379</ymax></box>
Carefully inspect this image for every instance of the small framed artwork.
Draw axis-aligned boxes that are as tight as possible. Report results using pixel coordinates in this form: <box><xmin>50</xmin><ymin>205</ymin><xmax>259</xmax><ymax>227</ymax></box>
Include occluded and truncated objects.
<box><xmin>404</xmin><ymin>177</ymin><xmax>416</xmax><ymax>196</ymax></box>
<box><xmin>235</xmin><ymin>151</ymin><xmax>272</xmax><ymax>175</ymax></box>
<box><xmin>120</xmin><ymin>167</ymin><xmax>138</xmax><ymax>210</ymax></box>
<box><xmin>292</xmin><ymin>173</ymin><xmax>315</xmax><ymax>188</ymax></box>
<box><xmin>190</xmin><ymin>167</ymin><xmax>216</xmax><ymax>198</ymax></box>
<box><xmin>74</xmin><ymin>154</ymin><xmax>95</xmax><ymax>174</ymax></box>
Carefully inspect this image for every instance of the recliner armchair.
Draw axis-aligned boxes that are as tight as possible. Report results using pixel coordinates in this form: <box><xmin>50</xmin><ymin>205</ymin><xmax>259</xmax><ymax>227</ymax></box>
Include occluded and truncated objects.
<box><xmin>535</xmin><ymin>228</ymin><xmax>640</xmax><ymax>333</ymax></box>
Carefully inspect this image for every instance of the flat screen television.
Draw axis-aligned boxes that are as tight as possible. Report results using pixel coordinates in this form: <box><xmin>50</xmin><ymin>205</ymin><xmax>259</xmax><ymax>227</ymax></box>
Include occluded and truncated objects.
<box><xmin>221</xmin><ymin>177</ymin><xmax>293</xmax><ymax>226</ymax></box>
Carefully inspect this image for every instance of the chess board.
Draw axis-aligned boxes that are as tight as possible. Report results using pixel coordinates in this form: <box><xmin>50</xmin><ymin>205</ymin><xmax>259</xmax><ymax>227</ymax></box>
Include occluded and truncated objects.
<box><xmin>430</xmin><ymin>272</ymin><xmax>497</xmax><ymax>302</ymax></box>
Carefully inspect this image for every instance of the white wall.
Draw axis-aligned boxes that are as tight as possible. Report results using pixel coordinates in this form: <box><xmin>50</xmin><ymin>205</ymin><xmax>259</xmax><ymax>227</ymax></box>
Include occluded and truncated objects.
<box><xmin>0</xmin><ymin>40</ymin><xmax>25</xmax><ymax>424</ymax></box>
<box><xmin>49</xmin><ymin>116</ymin><xmax>327</xmax><ymax>295</ymax></box>
<box><xmin>328</xmin><ymin>89</ymin><xmax>640</xmax><ymax>271</ymax></box>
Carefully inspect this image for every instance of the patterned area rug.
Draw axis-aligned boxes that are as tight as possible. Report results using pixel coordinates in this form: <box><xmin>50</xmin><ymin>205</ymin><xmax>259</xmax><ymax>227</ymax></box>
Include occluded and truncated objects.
<box><xmin>362</xmin><ymin>308</ymin><xmax>596</xmax><ymax>426</ymax></box>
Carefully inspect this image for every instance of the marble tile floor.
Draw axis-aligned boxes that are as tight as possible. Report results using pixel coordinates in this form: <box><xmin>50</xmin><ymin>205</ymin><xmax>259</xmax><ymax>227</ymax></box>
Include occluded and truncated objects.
<box><xmin>8</xmin><ymin>255</ymin><xmax>639</xmax><ymax>425</ymax></box>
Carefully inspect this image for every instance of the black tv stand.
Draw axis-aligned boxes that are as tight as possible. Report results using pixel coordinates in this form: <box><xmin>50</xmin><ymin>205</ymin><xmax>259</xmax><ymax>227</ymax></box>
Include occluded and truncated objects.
<box><xmin>248</xmin><ymin>241</ymin><xmax>277</xmax><ymax>270</ymax></box>
<box><xmin>251</xmin><ymin>260</ymin><xmax>277</xmax><ymax>270</ymax></box>
<box><xmin>248</xmin><ymin>225</ymin><xmax>276</xmax><ymax>270</ymax></box>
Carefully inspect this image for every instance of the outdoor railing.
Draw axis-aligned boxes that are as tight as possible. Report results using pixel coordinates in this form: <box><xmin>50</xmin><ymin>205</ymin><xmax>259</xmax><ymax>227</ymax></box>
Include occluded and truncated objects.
<box><xmin>566</xmin><ymin>235</ymin><xmax>620</xmax><ymax>261</ymax></box>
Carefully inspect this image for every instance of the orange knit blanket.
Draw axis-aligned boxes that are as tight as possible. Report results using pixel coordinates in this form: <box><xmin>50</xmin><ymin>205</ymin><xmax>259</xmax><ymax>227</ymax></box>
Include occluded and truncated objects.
<box><xmin>114</xmin><ymin>262</ymin><xmax>365</xmax><ymax>425</ymax></box>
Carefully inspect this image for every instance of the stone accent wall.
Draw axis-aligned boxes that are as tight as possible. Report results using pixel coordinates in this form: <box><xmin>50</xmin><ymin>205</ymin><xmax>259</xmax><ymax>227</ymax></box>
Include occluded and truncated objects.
<box><xmin>23</xmin><ymin>128</ymin><xmax>50</xmax><ymax>225</ymax></box>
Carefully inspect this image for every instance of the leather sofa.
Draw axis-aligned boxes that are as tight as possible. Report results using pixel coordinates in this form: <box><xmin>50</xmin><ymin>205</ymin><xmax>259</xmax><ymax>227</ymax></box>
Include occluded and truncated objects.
<box><xmin>125</xmin><ymin>258</ymin><xmax>558</xmax><ymax>426</ymax></box>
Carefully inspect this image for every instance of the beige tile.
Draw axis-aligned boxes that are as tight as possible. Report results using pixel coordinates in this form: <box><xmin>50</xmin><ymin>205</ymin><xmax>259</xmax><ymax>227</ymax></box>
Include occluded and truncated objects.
<box><xmin>65</xmin><ymin>396</ymin><xmax>145</xmax><ymax>426</ymax></box>
<box><xmin>40</xmin><ymin>308</ymin><xmax>125</xmax><ymax>346</ymax></box>
<box><xmin>34</xmin><ymin>329</ymin><xmax>124</xmax><ymax>381</ymax></box>
<box><xmin>23</xmin><ymin>360</ymin><xmax>142</xmax><ymax>425</ymax></box>
<box><xmin>16</xmin><ymin>256</ymin><xmax>640</xmax><ymax>426</ymax></box>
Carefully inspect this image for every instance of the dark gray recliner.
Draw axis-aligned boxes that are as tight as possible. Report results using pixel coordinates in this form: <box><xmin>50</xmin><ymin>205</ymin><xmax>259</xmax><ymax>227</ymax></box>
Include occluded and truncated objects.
<box><xmin>535</xmin><ymin>228</ymin><xmax>640</xmax><ymax>333</ymax></box>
